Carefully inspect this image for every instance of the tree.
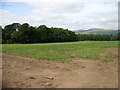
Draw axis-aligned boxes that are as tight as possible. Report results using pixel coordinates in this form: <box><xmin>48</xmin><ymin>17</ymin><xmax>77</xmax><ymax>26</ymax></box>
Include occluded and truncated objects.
<box><xmin>0</xmin><ymin>26</ymin><xmax>2</xmax><ymax>44</ymax></box>
<box><xmin>2</xmin><ymin>23</ymin><xmax>20</xmax><ymax>43</ymax></box>
<box><xmin>27</xmin><ymin>26</ymin><xmax>37</xmax><ymax>43</ymax></box>
<box><xmin>11</xmin><ymin>31</ymin><xmax>21</xmax><ymax>43</ymax></box>
<box><xmin>17</xmin><ymin>23</ymin><xmax>30</xmax><ymax>43</ymax></box>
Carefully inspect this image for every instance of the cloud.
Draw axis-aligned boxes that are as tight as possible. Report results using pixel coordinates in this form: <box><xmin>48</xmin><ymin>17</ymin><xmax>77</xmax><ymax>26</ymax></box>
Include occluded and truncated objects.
<box><xmin>3</xmin><ymin>0</ymin><xmax>120</xmax><ymax>2</ymax></box>
<box><xmin>0</xmin><ymin>1</ymin><xmax>118</xmax><ymax>30</ymax></box>
<box><xmin>0</xmin><ymin>10</ymin><xmax>30</xmax><ymax>26</ymax></box>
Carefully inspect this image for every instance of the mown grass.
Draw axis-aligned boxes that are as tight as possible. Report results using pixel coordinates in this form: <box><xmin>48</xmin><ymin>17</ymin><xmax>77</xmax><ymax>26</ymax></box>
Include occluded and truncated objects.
<box><xmin>2</xmin><ymin>41</ymin><xmax>118</xmax><ymax>62</ymax></box>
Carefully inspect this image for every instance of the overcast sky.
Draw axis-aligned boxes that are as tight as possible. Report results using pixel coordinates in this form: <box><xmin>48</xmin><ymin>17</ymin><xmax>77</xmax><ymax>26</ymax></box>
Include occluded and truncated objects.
<box><xmin>0</xmin><ymin>0</ymin><xmax>119</xmax><ymax>30</ymax></box>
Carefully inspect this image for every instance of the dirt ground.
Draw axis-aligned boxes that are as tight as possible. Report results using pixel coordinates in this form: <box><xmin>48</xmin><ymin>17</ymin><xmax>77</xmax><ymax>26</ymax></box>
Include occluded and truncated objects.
<box><xmin>2</xmin><ymin>48</ymin><xmax>118</xmax><ymax>88</ymax></box>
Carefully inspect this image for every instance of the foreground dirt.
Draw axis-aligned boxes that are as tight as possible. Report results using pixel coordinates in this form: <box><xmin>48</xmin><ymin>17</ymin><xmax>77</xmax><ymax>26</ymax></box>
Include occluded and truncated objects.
<box><xmin>2</xmin><ymin>48</ymin><xmax>118</xmax><ymax>88</ymax></box>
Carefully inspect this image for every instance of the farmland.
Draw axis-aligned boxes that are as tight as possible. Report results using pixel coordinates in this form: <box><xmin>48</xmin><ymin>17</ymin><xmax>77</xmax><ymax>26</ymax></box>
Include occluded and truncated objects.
<box><xmin>2</xmin><ymin>41</ymin><xmax>119</xmax><ymax>88</ymax></box>
<box><xmin>2</xmin><ymin>41</ymin><xmax>118</xmax><ymax>62</ymax></box>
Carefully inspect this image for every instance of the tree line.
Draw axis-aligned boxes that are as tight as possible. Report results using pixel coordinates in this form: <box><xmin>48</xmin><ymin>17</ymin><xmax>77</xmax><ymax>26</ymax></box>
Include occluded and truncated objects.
<box><xmin>77</xmin><ymin>33</ymin><xmax>120</xmax><ymax>41</ymax></box>
<box><xmin>1</xmin><ymin>23</ymin><xmax>120</xmax><ymax>44</ymax></box>
<box><xmin>2</xmin><ymin>23</ymin><xmax>78</xmax><ymax>44</ymax></box>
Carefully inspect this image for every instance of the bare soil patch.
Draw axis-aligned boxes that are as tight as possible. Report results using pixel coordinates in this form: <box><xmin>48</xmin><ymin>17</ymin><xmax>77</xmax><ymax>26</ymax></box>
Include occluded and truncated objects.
<box><xmin>106</xmin><ymin>48</ymin><xmax>118</xmax><ymax>55</ymax></box>
<box><xmin>2</xmin><ymin>48</ymin><xmax>118</xmax><ymax>88</ymax></box>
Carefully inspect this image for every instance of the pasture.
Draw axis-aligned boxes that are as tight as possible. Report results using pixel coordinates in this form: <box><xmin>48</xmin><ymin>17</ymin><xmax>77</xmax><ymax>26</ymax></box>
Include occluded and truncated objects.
<box><xmin>2</xmin><ymin>41</ymin><xmax>118</xmax><ymax>62</ymax></box>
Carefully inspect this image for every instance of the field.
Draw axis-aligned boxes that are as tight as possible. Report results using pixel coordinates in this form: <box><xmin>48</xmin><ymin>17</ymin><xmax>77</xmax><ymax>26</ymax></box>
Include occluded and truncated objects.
<box><xmin>2</xmin><ymin>41</ymin><xmax>119</xmax><ymax>88</ymax></box>
<box><xmin>2</xmin><ymin>41</ymin><xmax>118</xmax><ymax>62</ymax></box>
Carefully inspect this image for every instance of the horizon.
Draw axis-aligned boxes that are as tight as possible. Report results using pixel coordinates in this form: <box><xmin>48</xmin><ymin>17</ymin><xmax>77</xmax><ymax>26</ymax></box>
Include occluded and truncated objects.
<box><xmin>0</xmin><ymin>22</ymin><xmax>119</xmax><ymax>31</ymax></box>
<box><xmin>0</xmin><ymin>0</ymin><xmax>118</xmax><ymax>30</ymax></box>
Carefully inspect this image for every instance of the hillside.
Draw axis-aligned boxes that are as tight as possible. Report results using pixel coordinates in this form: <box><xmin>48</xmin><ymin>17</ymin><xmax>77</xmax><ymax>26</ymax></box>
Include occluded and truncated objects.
<box><xmin>74</xmin><ymin>28</ymin><xmax>119</xmax><ymax>34</ymax></box>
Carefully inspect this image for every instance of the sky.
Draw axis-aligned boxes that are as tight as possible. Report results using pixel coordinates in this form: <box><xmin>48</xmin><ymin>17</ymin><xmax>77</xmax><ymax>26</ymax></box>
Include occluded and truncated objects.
<box><xmin>0</xmin><ymin>0</ymin><xmax>119</xmax><ymax>31</ymax></box>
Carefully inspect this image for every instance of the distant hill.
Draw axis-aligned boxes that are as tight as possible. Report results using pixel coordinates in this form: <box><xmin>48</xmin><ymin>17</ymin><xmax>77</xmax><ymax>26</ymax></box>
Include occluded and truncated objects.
<box><xmin>74</xmin><ymin>28</ymin><xmax>119</xmax><ymax>34</ymax></box>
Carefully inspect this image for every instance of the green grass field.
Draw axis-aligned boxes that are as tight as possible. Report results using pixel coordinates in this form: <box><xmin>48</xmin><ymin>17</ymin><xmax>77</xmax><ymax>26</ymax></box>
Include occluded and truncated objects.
<box><xmin>2</xmin><ymin>41</ymin><xmax>118</xmax><ymax>62</ymax></box>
